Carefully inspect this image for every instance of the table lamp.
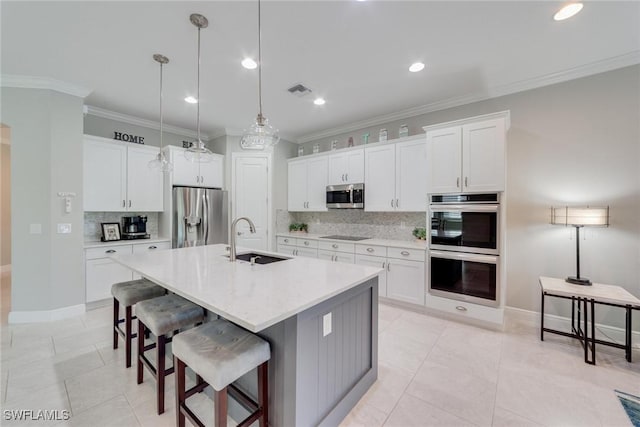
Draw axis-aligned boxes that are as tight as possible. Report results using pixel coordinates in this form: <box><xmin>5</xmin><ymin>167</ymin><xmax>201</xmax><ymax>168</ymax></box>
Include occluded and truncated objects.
<box><xmin>550</xmin><ymin>206</ymin><xmax>609</xmax><ymax>285</ymax></box>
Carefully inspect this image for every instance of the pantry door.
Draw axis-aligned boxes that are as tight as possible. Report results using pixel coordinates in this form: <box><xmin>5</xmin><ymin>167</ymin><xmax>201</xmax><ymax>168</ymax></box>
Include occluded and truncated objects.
<box><xmin>231</xmin><ymin>152</ymin><xmax>272</xmax><ymax>251</ymax></box>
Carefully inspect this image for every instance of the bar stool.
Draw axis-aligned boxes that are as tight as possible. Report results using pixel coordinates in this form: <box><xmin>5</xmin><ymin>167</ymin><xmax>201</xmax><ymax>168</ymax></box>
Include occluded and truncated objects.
<box><xmin>136</xmin><ymin>293</ymin><xmax>205</xmax><ymax>415</ymax></box>
<box><xmin>111</xmin><ymin>278</ymin><xmax>166</xmax><ymax>368</ymax></box>
<box><xmin>173</xmin><ymin>319</ymin><xmax>270</xmax><ymax>427</ymax></box>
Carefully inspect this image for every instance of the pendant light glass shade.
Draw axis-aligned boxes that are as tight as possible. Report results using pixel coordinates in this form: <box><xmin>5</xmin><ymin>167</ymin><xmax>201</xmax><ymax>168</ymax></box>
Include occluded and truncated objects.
<box><xmin>240</xmin><ymin>0</ymin><xmax>279</xmax><ymax>150</ymax></box>
<box><xmin>185</xmin><ymin>13</ymin><xmax>213</xmax><ymax>163</ymax></box>
<box><xmin>148</xmin><ymin>54</ymin><xmax>174</xmax><ymax>172</ymax></box>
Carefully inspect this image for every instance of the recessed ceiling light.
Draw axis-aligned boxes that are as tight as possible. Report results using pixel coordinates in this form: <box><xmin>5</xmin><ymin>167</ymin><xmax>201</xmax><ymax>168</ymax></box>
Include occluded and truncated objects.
<box><xmin>313</xmin><ymin>98</ymin><xmax>326</xmax><ymax>106</ymax></box>
<box><xmin>554</xmin><ymin>3</ymin><xmax>583</xmax><ymax>21</ymax></box>
<box><xmin>184</xmin><ymin>96</ymin><xmax>198</xmax><ymax>104</ymax></box>
<box><xmin>241</xmin><ymin>58</ymin><xmax>257</xmax><ymax>69</ymax></box>
<box><xmin>409</xmin><ymin>62</ymin><xmax>425</xmax><ymax>73</ymax></box>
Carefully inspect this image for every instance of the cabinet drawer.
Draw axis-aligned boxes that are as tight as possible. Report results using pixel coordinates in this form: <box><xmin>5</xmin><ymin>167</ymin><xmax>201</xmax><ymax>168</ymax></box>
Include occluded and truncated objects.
<box><xmin>277</xmin><ymin>236</ymin><xmax>296</xmax><ymax>246</ymax></box>
<box><xmin>132</xmin><ymin>241</ymin><xmax>171</xmax><ymax>254</ymax></box>
<box><xmin>355</xmin><ymin>244</ymin><xmax>387</xmax><ymax>257</ymax></box>
<box><xmin>277</xmin><ymin>244</ymin><xmax>296</xmax><ymax>256</ymax></box>
<box><xmin>318</xmin><ymin>240</ymin><xmax>355</xmax><ymax>253</ymax></box>
<box><xmin>85</xmin><ymin>244</ymin><xmax>132</xmax><ymax>260</ymax></box>
<box><xmin>296</xmin><ymin>238</ymin><xmax>318</xmax><ymax>249</ymax></box>
<box><xmin>387</xmin><ymin>247</ymin><xmax>425</xmax><ymax>262</ymax></box>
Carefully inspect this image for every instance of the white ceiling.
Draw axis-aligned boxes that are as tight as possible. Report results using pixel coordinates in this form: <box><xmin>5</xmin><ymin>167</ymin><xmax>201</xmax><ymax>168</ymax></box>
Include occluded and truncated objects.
<box><xmin>2</xmin><ymin>1</ymin><xmax>639</xmax><ymax>142</ymax></box>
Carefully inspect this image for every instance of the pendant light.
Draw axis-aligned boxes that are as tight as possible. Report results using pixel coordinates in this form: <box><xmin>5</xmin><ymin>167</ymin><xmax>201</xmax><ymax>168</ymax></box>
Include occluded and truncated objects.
<box><xmin>148</xmin><ymin>54</ymin><xmax>173</xmax><ymax>172</ymax></box>
<box><xmin>185</xmin><ymin>13</ymin><xmax>214</xmax><ymax>163</ymax></box>
<box><xmin>240</xmin><ymin>0</ymin><xmax>280</xmax><ymax>150</ymax></box>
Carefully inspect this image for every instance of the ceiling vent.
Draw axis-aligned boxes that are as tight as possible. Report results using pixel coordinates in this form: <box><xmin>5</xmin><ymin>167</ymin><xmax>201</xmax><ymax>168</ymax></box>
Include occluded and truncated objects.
<box><xmin>287</xmin><ymin>83</ymin><xmax>312</xmax><ymax>97</ymax></box>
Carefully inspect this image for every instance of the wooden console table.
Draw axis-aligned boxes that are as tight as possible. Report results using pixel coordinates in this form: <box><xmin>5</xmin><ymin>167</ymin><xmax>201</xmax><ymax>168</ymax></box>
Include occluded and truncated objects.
<box><xmin>539</xmin><ymin>276</ymin><xmax>640</xmax><ymax>365</ymax></box>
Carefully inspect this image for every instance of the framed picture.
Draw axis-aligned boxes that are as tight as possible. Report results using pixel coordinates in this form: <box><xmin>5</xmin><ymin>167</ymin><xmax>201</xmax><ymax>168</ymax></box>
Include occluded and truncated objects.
<box><xmin>101</xmin><ymin>222</ymin><xmax>121</xmax><ymax>242</ymax></box>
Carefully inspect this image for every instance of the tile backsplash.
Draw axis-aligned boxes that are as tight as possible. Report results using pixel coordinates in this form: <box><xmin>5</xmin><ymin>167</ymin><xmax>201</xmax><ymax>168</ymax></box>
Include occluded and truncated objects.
<box><xmin>84</xmin><ymin>212</ymin><xmax>159</xmax><ymax>241</ymax></box>
<box><xmin>277</xmin><ymin>209</ymin><xmax>426</xmax><ymax>241</ymax></box>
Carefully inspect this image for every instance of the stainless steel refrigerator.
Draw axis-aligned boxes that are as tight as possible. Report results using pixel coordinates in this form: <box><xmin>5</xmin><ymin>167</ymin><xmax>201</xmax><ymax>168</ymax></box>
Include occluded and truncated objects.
<box><xmin>172</xmin><ymin>186</ymin><xmax>228</xmax><ymax>248</ymax></box>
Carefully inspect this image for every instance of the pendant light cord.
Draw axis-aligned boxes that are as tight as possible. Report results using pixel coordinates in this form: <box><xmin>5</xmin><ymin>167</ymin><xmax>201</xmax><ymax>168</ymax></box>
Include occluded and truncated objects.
<box><xmin>258</xmin><ymin>0</ymin><xmax>263</xmax><ymax>121</ymax></box>
<box><xmin>159</xmin><ymin>62</ymin><xmax>164</xmax><ymax>151</ymax></box>
<box><xmin>196</xmin><ymin>26</ymin><xmax>202</xmax><ymax>142</ymax></box>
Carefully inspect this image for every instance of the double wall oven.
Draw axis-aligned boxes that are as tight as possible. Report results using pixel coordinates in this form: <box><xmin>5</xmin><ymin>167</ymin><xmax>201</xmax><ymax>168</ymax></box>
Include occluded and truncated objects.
<box><xmin>428</xmin><ymin>193</ymin><xmax>500</xmax><ymax>307</ymax></box>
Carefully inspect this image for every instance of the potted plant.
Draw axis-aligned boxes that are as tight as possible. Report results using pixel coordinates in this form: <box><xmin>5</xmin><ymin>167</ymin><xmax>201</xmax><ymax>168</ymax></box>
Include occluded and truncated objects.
<box><xmin>412</xmin><ymin>227</ymin><xmax>426</xmax><ymax>242</ymax></box>
<box><xmin>289</xmin><ymin>223</ymin><xmax>308</xmax><ymax>234</ymax></box>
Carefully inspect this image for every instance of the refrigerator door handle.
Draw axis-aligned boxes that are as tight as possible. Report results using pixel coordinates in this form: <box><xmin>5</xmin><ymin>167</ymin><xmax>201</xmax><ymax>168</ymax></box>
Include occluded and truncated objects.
<box><xmin>202</xmin><ymin>192</ymin><xmax>209</xmax><ymax>244</ymax></box>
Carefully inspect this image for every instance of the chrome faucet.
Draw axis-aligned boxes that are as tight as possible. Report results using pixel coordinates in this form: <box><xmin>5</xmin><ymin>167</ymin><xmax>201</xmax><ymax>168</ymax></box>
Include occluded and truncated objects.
<box><xmin>229</xmin><ymin>217</ymin><xmax>256</xmax><ymax>262</ymax></box>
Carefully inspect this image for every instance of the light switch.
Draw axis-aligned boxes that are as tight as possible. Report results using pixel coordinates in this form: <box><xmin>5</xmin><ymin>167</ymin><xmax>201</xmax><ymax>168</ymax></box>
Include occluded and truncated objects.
<box><xmin>29</xmin><ymin>223</ymin><xmax>42</xmax><ymax>234</ymax></box>
<box><xmin>57</xmin><ymin>223</ymin><xmax>72</xmax><ymax>234</ymax></box>
<box><xmin>323</xmin><ymin>312</ymin><xmax>332</xmax><ymax>337</ymax></box>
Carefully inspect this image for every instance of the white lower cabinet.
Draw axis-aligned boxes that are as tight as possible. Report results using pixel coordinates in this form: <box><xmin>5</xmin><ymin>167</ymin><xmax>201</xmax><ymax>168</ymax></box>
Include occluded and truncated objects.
<box><xmin>84</xmin><ymin>240</ymin><xmax>170</xmax><ymax>303</ymax></box>
<box><xmin>355</xmin><ymin>254</ymin><xmax>388</xmax><ymax>297</ymax></box>
<box><xmin>276</xmin><ymin>237</ymin><xmax>318</xmax><ymax>258</ymax></box>
<box><xmin>318</xmin><ymin>249</ymin><xmax>355</xmax><ymax>264</ymax></box>
<box><xmin>386</xmin><ymin>258</ymin><xmax>425</xmax><ymax>305</ymax></box>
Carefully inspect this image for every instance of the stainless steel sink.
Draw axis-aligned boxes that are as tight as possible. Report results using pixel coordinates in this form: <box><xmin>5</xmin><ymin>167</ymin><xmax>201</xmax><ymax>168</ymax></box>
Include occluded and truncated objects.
<box><xmin>235</xmin><ymin>252</ymin><xmax>289</xmax><ymax>265</ymax></box>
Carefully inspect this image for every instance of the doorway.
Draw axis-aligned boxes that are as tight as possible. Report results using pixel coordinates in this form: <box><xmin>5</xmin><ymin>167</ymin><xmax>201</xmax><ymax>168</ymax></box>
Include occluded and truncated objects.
<box><xmin>231</xmin><ymin>152</ymin><xmax>272</xmax><ymax>251</ymax></box>
<box><xmin>1</xmin><ymin>124</ymin><xmax>12</xmax><ymax>324</ymax></box>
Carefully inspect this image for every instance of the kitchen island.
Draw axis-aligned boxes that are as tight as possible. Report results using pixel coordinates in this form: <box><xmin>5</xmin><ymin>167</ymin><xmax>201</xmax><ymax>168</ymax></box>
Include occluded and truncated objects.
<box><xmin>112</xmin><ymin>243</ymin><xmax>381</xmax><ymax>426</ymax></box>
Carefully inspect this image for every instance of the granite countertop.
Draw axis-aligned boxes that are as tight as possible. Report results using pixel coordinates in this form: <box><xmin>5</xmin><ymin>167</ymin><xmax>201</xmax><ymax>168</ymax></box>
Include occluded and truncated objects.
<box><xmin>276</xmin><ymin>232</ymin><xmax>427</xmax><ymax>250</ymax></box>
<box><xmin>84</xmin><ymin>237</ymin><xmax>171</xmax><ymax>249</ymax></box>
<box><xmin>111</xmin><ymin>244</ymin><xmax>382</xmax><ymax>332</ymax></box>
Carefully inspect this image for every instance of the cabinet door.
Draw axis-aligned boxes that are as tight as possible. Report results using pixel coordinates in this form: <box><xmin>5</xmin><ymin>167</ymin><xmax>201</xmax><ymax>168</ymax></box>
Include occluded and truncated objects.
<box><xmin>345</xmin><ymin>149</ymin><xmax>364</xmax><ymax>183</ymax></box>
<box><xmin>83</xmin><ymin>138</ymin><xmax>127</xmax><ymax>211</ymax></box>
<box><xmin>277</xmin><ymin>244</ymin><xmax>297</xmax><ymax>256</ymax></box>
<box><xmin>288</xmin><ymin>160</ymin><xmax>308</xmax><ymax>211</ymax></box>
<box><xmin>462</xmin><ymin>118</ymin><xmax>505</xmax><ymax>192</ymax></box>
<box><xmin>85</xmin><ymin>258</ymin><xmax>133</xmax><ymax>302</ymax></box>
<box><xmin>327</xmin><ymin>153</ymin><xmax>347</xmax><ymax>185</ymax></box>
<box><xmin>200</xmin><ymin>154</ymin><xmax>224</xmax><ymax>189</ymax></box>
<box><xmin>317</xmin><ymin>249</ymin><xmax>334</xmax><ymax>262</ymax></box>
<box><xmin>386</xmin><ymin>259</ymin><xmax>425</xmax><ymax>305</ymax></box>
<box><xmin>126</xmin><ymin>145</ymin><xmax>164</xmax><ymax>212</ymax></box>
<box><xmin>295</xmin><ymin>247</ymin><xmax>318</xmax><ymax>258</ymax></box>
<box><xmin>364</xmin><ymin>144</ymin><xmax>396</xmax><ymax>211</ymax></box>
<box><xmin>306</xmin><ymin>157</ymin><xmax>328</xmax><ymax>211</ymax></box>
<box><xmin>334</xmin><ymin>252</ymin><xmax>355</xmax><ymax>264</ymax></box>
<box><xmin>171</xmin><ymin>148</ymin><xmax>199</xmax><ymax>187</ymax></box>
<box><xmin>355</xmin><ymin>254</ymin><xmax>387</xmax><ymax>297</ymax></box>
<box><xmin>426</xmin><ymin>127</ymin><xmax>462</xmax><ymax>194</ymax></box>
<box><xmin>395</xmin><ymin>139</ymin><xmax>427</xmax><ymax>211</ymax></box>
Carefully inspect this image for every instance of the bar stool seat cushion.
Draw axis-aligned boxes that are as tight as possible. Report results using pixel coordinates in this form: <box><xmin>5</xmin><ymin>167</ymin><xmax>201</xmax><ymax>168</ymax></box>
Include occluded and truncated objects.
<box><xmin>173</xmin><ymin>319</ymin><xmax>270</xmax><ymax>391</ymax></box>
<box><xmin>136</xmin><ymin>294</ymin><xmax>205</xmax><ymax>337</ymax></box>
<box><xmin>111</xmin><ymin>278</ymin><xmax>165</xmax><ymax>307</ymax></box>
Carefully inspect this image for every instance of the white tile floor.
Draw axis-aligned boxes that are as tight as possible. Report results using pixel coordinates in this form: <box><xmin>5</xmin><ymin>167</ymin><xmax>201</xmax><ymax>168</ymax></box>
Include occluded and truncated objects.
<box><xmin>1</xmin><ymin>272</ymin><xmax>638</xmax><ymax>426</ymax></box>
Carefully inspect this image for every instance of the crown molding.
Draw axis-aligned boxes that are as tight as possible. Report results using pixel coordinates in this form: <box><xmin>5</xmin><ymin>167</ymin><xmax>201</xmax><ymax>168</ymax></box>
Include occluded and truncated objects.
<box><xmin>296</xmin><ymin>51</ymin><xmax>640</xmax><ymax>144</ymax></box>
<box><xmin>0</xmin><ymin>75</ymin><xmax>92</xmax><ymax>98</ymax></box>
<box><xmin>84</xmin><ymin>105</ymin><xmax>219</xmax><ymax>141</ymax></box>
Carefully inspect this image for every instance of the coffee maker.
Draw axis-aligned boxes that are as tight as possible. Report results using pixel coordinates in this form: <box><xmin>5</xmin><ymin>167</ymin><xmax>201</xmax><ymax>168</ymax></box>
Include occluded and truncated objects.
<box><xmin>121</xmin><ymin>216</ymin><xmax>150</xmax><ymax>240</ymax></box>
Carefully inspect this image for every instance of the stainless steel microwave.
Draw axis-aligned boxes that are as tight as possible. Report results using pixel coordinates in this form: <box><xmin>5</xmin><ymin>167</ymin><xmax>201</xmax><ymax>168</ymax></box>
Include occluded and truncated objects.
<box><xmin>326</xmin><ymin>183</ymin><xmax>364</xmax><ymax>209</ymax></box>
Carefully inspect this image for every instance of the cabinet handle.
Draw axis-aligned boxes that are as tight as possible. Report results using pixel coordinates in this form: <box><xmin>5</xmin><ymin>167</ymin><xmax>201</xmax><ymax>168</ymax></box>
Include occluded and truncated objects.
<box><xmin>341</xmin><ymin>174</ymin><xmax>345</xmax><ymax>182</ymax></box>
<box><xmin>128</xmin><ymin>200</ymin><xmax>132</xmax><ymax>208</ymax></box>
<box><xmin>304</xmin><ymin>241</ymin><xmax>309</xmax><ymax>246</ymax></box>
<box><xmin>332</xmin><ymin>244</ymin><xmax>338</xmax><ymax>249</ymax></box>
<box><xmin>401</xmin><ymin>250</ymin><xmax>410</xmax><ymax>256</ymax></box>
<box><xmin>331</xmin><ymin>255</ymin><xmax>335</xmax><ymax>262</ymax></box>
<box><xmin>396</xmin><ymin>198</ymin><xmax>399</xmax><ymax>208</ymax></box>
<box><xmin>390</xmin><ymin>199</ymin><xmax>394</xmax><ymax>208</ymax></box>
<box><xmin>148</xmin><ymin>246</ymin><xmax>157</xmax><ymax>250</ymax></box>
<box><xmin>284</xmin><ymin>238</ymin><xmax>289</xmax><ymax>243</ymax></box>
<box><xmin>237</xmin><ymin>231</ymin><xmax>244</xmax><ymax>236</ymax></box>
<box><xmin>465</xmin><ymin>177</ymin><xmax>468</xmax><ymax>187</ymax></box>
<box><xmin>122</xmin><ymin>200</ymin><xmax>126</xmax><ymax>208</ymax></box>
<box><xmin>456</xmin><ymin>177</ymin><xmax>460</xmax><ymax>188</ymax></box>
<box><xmin>105</xmin><ymin>249</ymin><xmax>116</xmax><ymax>254</ymax></box>
<box><xmin>455</xmin><ymin>306</ymin><xmax>468</xmax><ymax>312</ymax></box>
<box><xmin>366</xmin><ymin>247</ymin><xmax>374</xmax><ymax>253</ymax></box>
<box><xmin>201</xmin><ymin>175</ymin><xmax>204</xmax><ymax>183</ymax></box>
<box><xmin>387</xmin><ymin>262</ymin><xmax>391</xmax><ymax>272</ymax></box>
<box><xmin>382</xmin><ymin>262</ymin><xmax>385</xmax><ymax>269</ymax></box>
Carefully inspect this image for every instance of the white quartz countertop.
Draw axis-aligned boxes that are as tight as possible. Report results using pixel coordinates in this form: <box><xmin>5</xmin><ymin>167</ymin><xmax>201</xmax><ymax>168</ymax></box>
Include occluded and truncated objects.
<box><xmin>111</xmin><ymin>244</ymin><xmax>382</xmax><ymax>332</ymax></box>
<box><xmin>84</xmin><ymin>237</ymin><xmax>171</xmax><ymax>249</ymax></box>
<box><xmin>276</xmin><ymin>233</ymin><xmax>427</xmax><ymax>250</ymax></box>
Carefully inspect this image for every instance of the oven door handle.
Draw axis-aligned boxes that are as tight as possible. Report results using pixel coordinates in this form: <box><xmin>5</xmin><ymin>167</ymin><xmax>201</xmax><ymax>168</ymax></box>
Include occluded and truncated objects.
<box><xmin>429</xmin><ymin>204</ymin><xmax>499</xmax><ymax>213</ymax></box>
<box><xmin>429</xmin><ymin>250</ymin><xmax>498</xmax><ymax>264</ymax></box>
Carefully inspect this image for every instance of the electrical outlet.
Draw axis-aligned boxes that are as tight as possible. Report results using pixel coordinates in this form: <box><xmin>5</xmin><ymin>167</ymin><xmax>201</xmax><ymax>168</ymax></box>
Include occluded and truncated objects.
<box><xmin>323</xmin><ymin>312</ymin><xmax>332</xmax><ymax>337</ymax></box>
<box><xmin>57</xmin><ymin>223</ymin><xmax>72</xmax><ymax>234</ymax></box>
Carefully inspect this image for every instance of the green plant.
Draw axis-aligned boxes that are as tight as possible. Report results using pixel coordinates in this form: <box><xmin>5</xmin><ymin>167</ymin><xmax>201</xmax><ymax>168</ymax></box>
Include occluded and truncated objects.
<box><xmin>289</xmin><ymin>223</ymin><xmax>308</xmax><ymax>232</ymax></box>
<box><xmin>412</xmin><ymin>227</ymin><xmax>426</xmax><ymax>240</ymax></box>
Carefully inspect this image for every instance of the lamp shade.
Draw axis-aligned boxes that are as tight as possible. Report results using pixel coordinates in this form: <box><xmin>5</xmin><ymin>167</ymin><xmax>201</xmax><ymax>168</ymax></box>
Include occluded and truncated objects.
<box><xmin>551</xmin><ymin>206</ymin><xmax>609</xmax><ymax>227</ymax></box>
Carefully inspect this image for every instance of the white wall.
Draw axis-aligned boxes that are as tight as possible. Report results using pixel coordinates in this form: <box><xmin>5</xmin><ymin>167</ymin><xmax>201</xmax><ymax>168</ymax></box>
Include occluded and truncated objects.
<box><xmin>303</xmin><ymin>65</ymin><xmax>640</xmax><ymax>327</ymax></box>
<box><xmin>2</xmin><ymin>87</ymin><xmax>85</xmax><ymax>313</ymax></box>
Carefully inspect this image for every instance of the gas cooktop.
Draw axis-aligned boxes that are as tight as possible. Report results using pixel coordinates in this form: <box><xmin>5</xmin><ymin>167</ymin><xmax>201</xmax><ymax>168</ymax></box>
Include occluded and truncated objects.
<box><xmin>319</xmin><ymin>235</ymin><xmax>370</xmax><ymax>241</ymax></box>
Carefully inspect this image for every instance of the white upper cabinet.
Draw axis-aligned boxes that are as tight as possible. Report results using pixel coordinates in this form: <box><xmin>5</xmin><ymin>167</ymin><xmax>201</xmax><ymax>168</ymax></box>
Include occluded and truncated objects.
<box><xmin>169</xmin><ymin>146</ymin><xmax>224</xmax><ymax>188</ymax></box>
<box><xmin>287</xmin><ymin>156</ymin><xmax>328</xmax><ymax>212</ymax></box>
<box><xmin>328</xmin><ymin>148</ymin><xmax>364</xmax><ymax>185</ymax></box>
<box><xmin>364</xmin><ymin>136</ymin><xmax>427</xmax><ymax>212</ymax></box>
<box><xmin>83</xmin><ymin>135</ymin><xmax>163</xmax><ymax>212</ymax></box>
<box><xmin>425</xmin><ymin>113</ymin><xmax>508</xmax><ymax>194</ymax></box>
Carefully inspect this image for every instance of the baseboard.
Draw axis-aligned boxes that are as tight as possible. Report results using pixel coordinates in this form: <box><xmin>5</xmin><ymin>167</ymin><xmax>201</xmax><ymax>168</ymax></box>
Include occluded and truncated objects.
<box><xmin>0</xmin><ymin>264</ymin><xmax>11</xmax><ymax>275</ymax></box>
<box><xmin>8</xmin><ymin>303</ymin><xmax>86</xmax><ymax>324</ymax></box>
<box><xmin>505</xmin><ymin>306</ymin><xmax>640</xmax><ymax>348</ymax></box>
